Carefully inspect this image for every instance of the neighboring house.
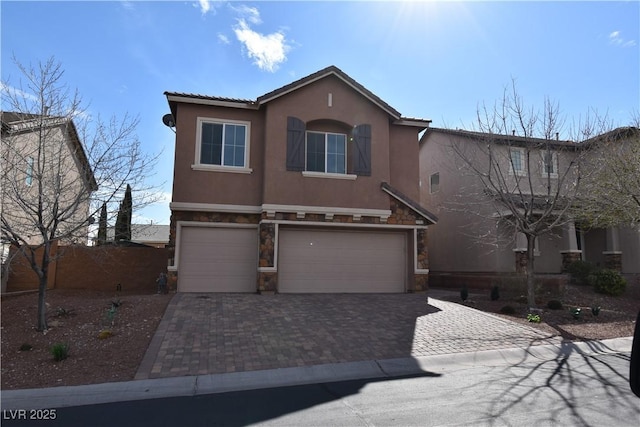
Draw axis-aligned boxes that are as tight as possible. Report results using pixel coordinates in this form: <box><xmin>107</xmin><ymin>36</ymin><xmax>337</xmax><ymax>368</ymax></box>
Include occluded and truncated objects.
<box><xmin>1</xmin><ymin>112</ymin><xmax>97</xmax><ymax>291</ymax></box>
<box><xmin>419</xmin><ymin>127</ymin><xmax>639</xmax><ymax>288</ymax></box>
<box><xmin>165</xmin><ymin>65</ymin><xmax>437</xmax><ymax>293</ymax></box>
<box><xmin>105</xmin><ymin>224</ymin><xmax>170</xmax><ymax>248</ymax></box>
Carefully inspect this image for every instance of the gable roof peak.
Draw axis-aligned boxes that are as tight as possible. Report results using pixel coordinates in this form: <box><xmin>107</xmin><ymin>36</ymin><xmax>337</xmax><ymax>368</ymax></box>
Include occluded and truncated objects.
<box><xmin>257</xmin><ymin>65</ymin><xmax>404</xmax><ymax>119</ymax></box>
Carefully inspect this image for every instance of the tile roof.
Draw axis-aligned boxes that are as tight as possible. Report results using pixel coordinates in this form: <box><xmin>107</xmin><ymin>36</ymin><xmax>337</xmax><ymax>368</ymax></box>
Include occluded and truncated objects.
<box><xmin>423</xmin><ymin>127</ymin><xmax>578</xmax><ymax>149</ymax></box>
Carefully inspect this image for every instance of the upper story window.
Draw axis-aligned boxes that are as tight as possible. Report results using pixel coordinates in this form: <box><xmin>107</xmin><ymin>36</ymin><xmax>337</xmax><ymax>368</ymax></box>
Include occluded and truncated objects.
<box><xmin>194</xmin><ymin>118</ymin><xmax>251</xmax><ymax>173</ymax></box>
<box><xmin>429</xmin><ymin>172</ymin><xmax>440</xmax><ymax>194</ymax></box>
<box><xmin>286</xmin><ymin>117</ymin><xmax>370</xmax><ymax>179</ymax></box>
<box><xmin>541</xmin><ymin>151</ymin><xmax>558</xmax><ymax>177</ymax></box>
<box><xmin>509</xmin><ymin>148</ymin><xmax>526</xmax><ymax>176</ymax></box>
<box><xmin>306</xmin><ymin>131</ymin><xmax>346</xmax><ymax>174</ymax></box>
<box><xmin>25</xmin><ymin>157</ymin><xmax>34</xmax><ymax>186</ymax></box>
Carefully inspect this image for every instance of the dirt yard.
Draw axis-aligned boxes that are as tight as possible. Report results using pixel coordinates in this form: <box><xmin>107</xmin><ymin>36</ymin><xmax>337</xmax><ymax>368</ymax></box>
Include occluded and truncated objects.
<box><xmin>1</xmin><ymin>290</ymin><xmax>171</xmax><ymax>390</ymax></box>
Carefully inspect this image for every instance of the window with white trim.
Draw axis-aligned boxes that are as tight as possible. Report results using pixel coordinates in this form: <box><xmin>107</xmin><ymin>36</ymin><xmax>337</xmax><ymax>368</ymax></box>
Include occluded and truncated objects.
<box><xmin>509</xmin><ymin>148</ymin><xmax>526</xmax><ymax>176</ymax></box>
<box><xmin>196</xmin><ymin>118</ymin><xmax>250</xmax><ymax>170</ymax></box>
<box><xmin>541</xmin><ymin>151</ymin><xmax>558</xmax><ymax>177</ymax></box>
<box><xmin>305</xmin><ymin>131</ymin><xmax>346</xmax><ymax>174</ymax></box>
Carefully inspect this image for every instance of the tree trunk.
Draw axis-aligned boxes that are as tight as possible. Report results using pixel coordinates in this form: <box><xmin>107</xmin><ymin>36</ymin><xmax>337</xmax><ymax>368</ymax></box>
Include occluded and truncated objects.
<box><xmin>526</xmin><ymin>234</ymin><xmax>537</xmax><ymax>309</ymax></box>
<box><xmin>36</xmin><ymin>244</ymin><xmax>51</xmax><ymax>331</ymax></box>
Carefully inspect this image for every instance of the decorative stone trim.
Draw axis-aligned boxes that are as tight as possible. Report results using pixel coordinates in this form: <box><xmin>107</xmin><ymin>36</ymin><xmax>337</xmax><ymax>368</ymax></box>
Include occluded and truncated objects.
<box><xmin>415</xmin><ymin>228</ymin><xmax>429</xmax><ymax>271</ymax></box>
<box><xmin>603</xmin><ymin>252</ymin><xmax>622</xmax><ymax>272</ymax></box>
<box><xmin>259</xmin><ymin>223</ymin><xmax>276</xmax><ymax>268</ymax></box>
<box><xmin>560</xmin><ymin>250</ymin><xmax>582</xmax><ymax>273</ymax></box>
<box><xmin>259</xmin><ymin>271</ymin><xmax>277</xmax><ymax>292</ymax></box>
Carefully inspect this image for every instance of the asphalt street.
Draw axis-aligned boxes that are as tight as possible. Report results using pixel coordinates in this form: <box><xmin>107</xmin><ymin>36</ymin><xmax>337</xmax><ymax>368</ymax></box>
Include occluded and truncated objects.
<box><xmin>3</xmin><ymin>348</ymin><xmax>638</xmax><ymax>427</ymax></box>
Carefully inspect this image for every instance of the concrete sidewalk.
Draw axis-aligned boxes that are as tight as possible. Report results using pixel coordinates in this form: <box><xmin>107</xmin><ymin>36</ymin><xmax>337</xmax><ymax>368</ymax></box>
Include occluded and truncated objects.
<box><xmin>1</xmin><ymin>336</ymin><xmax>632</xmax><ymax>410</ymax></box>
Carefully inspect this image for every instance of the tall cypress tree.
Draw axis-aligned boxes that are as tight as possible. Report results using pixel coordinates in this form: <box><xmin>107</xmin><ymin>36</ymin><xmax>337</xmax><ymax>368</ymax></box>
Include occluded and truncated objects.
<box><xmin>122</xmin><ymin>184</ymin><xmax>132</xmax><ymax>241</ymax></box>
<box><xmin>97</xmin><ymin>203</ymin><xmax>107</xmax><ymax>245</ymax></box>
<box><xmin>114</xmin><ymin>184</ymin><xmax>132</xmax><ymax>241</ymax></box>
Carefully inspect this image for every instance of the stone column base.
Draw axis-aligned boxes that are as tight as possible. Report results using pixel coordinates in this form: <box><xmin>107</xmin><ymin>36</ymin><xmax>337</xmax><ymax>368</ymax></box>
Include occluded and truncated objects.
<box><xmin>560</xmin><ymin>251</ymin><xmax>582</xmax><ymax>272</ymax></box>
<box><xmin>515</xmin><ymin>251</ymin><xmax>528</xmax><ymax>274</ymax></box>
<box><xmin>258</xmin><ymin>271</ymin><xmax>278</xmax><ymax>292</ymax></box>
<box><xmin>603</xmin><ymin>252</ymin><xmax>622</xmax><ymax>272</ymax></box>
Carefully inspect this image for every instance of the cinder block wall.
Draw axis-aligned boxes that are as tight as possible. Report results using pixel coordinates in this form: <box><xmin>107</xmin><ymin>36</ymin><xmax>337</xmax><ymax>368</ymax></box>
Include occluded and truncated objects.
<box><xmin>5</xmin><ymin>245</ymin><xmax>168</xmax><ymax>293</ymax></box>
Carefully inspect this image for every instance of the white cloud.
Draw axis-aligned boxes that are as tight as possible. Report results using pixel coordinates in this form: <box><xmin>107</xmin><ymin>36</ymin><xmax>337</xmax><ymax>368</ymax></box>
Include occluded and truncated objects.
<box><xmin>230</xmin><ymin>4</ymin><xmax>262</xmax><ymax>25</ymax></box>
<box><xmin>233</xmin><ymin>19</ymin><xmax>290</xmax><ymax>72</ymax></box>
<box><xmin>198</xmin><ymin>0</ymin><xmax>211</xmax><ymax>14</ymax></box>
<box><xmin>217</xmin><ymin>33</ymin><xmax>230</xmax><ymax>45</ymax></box>
<box><xmin>609</xmin><ymin>30</ymin><xmax>637</xmax><ymax>47</ymax></box>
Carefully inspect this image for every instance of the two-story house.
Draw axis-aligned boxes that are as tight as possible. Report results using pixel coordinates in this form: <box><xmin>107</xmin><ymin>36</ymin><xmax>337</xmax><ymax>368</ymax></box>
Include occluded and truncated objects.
<box><xmin>165</xmin><ymin>66</ymin><xmax>437</xmax><ymax>293</ymax></box>
<box><xmin>1</xmin><ymin>112</ymin><xmax>97</xmax><ymax>291</ymax></box>
<box><xmin>419</xmin><ymin>127</ymin><xmax>639</xmax><ymax>288</ymax></box>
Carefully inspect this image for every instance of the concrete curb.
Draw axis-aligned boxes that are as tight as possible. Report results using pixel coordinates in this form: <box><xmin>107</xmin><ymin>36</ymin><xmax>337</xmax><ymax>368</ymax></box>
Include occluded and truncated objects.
<box><xmin>1</xmin><ymin>336</ymin><xmax>632</xmax><ymax>411</ymax></box>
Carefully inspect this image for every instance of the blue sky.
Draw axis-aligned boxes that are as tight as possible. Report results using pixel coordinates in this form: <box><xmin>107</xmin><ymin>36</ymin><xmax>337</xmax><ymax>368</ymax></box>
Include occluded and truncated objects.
<box><xmin>2</xmin><ymin>1</ymin><xmax>638</xmax><ymax>225</ymax></box>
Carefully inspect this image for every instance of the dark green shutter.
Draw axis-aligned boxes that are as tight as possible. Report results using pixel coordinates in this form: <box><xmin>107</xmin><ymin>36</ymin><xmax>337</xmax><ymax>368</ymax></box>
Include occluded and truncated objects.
<box><xmin>352</xmin><ymin>124</ymin><xmax>371</xmax><ymax>176</ymax></box>
<box><xmin>286</xmin><ymin>117</ymin><xmax>306</xmax><ymax>171</ymax></box>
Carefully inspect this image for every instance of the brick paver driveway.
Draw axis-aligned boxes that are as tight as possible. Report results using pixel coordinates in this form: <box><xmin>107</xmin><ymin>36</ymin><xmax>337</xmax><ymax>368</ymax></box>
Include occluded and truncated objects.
<box><xmin>136</xmin><ymin>292</ymin><xmax>561</xmax><ymax>380</ymax></box>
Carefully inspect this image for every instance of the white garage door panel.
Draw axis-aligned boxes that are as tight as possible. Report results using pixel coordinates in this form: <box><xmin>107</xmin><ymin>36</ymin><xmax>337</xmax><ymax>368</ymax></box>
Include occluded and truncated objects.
<box><xmin>278</xmin><ymin>229</ymin><xmax>406</xmax><ymax>293</ymax></box>
<box><xmin>179</xmin><ymin>227</ymin><xmax>257</xmax><ymax>292</ymax></box>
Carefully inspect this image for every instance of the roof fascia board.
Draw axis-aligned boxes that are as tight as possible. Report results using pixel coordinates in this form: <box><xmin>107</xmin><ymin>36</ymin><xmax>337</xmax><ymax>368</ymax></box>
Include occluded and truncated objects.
<box><xmin>166</xmin><ymin>94</ymin><xmax>259</xmax><ymax>110</ymax></box>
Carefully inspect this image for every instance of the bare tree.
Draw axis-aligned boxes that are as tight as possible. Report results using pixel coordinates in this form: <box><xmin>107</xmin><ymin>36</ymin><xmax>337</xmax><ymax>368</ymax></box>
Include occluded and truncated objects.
<box><xmin>446</xmin><ymin>81</ymin><xmax>609</xmax><ymax>309</ymax></box>
<box><xmin>576</xmin><ymin>115</ymin><xmax>640</xmax><ymax>229</ymax></box>
<box><xmin>1</xmin><ymin>57</ymin><xmax>160</xmax><ymax>330</ymax></box>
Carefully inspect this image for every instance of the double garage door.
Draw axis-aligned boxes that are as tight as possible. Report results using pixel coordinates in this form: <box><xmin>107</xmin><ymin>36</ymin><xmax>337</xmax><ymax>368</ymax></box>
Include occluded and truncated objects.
<box><xmin>178</xmin><ymin>226</ymin><xmax>406</xmax><ymax>293</ymax></box>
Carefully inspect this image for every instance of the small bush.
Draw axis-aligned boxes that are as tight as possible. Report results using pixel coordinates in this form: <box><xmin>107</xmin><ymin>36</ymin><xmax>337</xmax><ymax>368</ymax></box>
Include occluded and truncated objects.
<box><xmin>589</xmin><ymin>269</ymin><xmax>627</xmax><ymax>296</ymax></box>
<box><xmin>98</xmin><ymin>330</ymin><xmax>114</xmax><ymax>340</ymax></box>
<box><xmin>591</xmin><ymin>306</ymin><xmax>601</xmax><ymax>316</ymax></box>
<box><xmin>51</xmin><ymin>343</ymin><xmax>70</xmax><ymax>362</ymax></box>
<box><xmin>570</xmin><ymin>307</ymin><xmax>582</xmax><ymax>319</ymax></box>
<box><xmin>490</xmin><ymin>285</ymin><xmax>500</xmax><ymax>301</ymax></box>
<box><xmin>19</xmin><ymin>343</ymin><xmax>33</xmax><ymax>351</ymax></box>
<box><xmin>567</xmin><ymin>260</ymin><xmax>597</xmax><ymax>285</ymax></box>
<box><xmin>527</xmin><ymin>313</ymin><xmax>541</xmax><ymax>323</ymax></box>
<box><xmin>547</xmin><ymin>300</ymin><xmax>563</xmax><ymax>310</ymax></box>
<box><xmin>460</xmin><ymin>286</ymin><xmax>469</xmax><ymax>302</ymax></box>
<box><xmin>500</xmin><ymin>305</ymin><xmax>516</xmax><ymax>315</ymax></box>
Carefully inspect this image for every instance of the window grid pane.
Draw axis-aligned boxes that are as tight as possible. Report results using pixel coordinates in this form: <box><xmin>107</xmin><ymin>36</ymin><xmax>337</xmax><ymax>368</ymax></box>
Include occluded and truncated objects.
<box><xmin>306</xmin><ymin>132</ymin><xmax>325</xmax><ymax>172</ymax></box>
<box><xmin>201</xmin><ymin>123</ymin><xmax>223</xmax><ymax>165</ymax></box>
<box><xmin>326</xmin><ymin>134</ymin><xmax>346</xmax><ymax>174</ymax></box>
<box><xmin>223</xmin><ymin>124</ymin><xmax>246</xmax><ymax>167</ymax></box>
<box><xmin>511</xmin><ymin>150</ymin><xmax>522</xmax><ymax>171</ymax></box>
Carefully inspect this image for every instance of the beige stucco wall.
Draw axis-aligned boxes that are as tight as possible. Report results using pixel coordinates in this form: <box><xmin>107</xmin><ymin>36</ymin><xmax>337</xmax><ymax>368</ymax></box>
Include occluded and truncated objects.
<box><xmin>1</xmin><ymin>124</ymin><xmax>92</xmax><ymax>245</ymax></box>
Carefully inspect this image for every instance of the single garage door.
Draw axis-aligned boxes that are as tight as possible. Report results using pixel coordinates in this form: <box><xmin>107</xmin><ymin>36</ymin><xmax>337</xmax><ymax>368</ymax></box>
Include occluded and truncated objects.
<box><xmin>179</xmin><ymin>226</ymin><xmax>258</xmax><ymax>292</ymax></box>
<box><xmin>278</xmin><ymin>229</ymin><xmax>406</xmax><ymax>293</ymax></box>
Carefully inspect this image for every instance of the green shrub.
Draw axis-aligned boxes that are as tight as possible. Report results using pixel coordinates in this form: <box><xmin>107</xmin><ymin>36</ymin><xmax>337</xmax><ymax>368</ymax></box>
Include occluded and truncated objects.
<box><xmin>19</xmin><ymin>343</ymin><xmax>33</xmax><ymax>351</ymax></box>
<box><xmin>500</xmin><ymin>305</ymin><xmax>516</xmax><ymax>315</ymax></box>
<box><xmin>527</xmin><ymin>313</ymin><xmax>541</xmax><ymax>323</ymax></box>
<box><xmin>460</xmin><ymin>286</ymin><xmax>469</xmax><ymax>302</ymax></box>
<box><xmin>591</xmin><ymin>306</ymin><xmax>601</xmax><ymax>316</ymax></box>
<box><xmin>588</xmin><ymin>269</ymin><xmax>627</xmax><ymax>296</ymax></box>
<box><xmin>567</xmin><ymin>260</ymin><xmax>597</xmax><ymax>285</ymax></box>
<box><xmin>51</xmin><ymin>343</ymin><xmax>70</xmax><ymax>362</ymax></box>
<box><xmin>547</xmin><ymin>300</ymin><xmax>563</xmax><ymax>310</ymax></box>
<box><xmin>490</xmin><ymin>285</ymin><xmax>500</xmax><ymax>301</ymax></box>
